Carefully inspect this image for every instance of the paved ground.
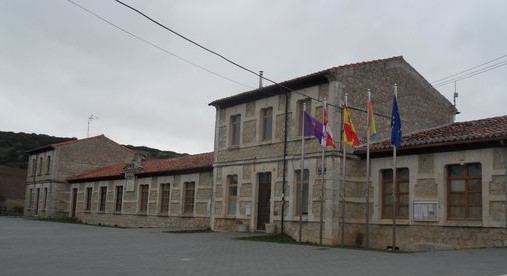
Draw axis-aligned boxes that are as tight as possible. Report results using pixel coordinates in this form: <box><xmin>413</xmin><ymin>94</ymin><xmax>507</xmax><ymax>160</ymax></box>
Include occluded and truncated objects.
<box><xmin>1</xmin><ymin>217</ymin><xmax>507</xmax><ymax>276</ymax></box>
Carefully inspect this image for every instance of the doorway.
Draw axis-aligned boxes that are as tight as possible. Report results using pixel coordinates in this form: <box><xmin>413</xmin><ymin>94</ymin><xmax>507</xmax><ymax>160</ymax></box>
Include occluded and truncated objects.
<box><xmin>256</xmin><ymin>172</ymin><xmax>271</xmax><ymax>230</ymax></box>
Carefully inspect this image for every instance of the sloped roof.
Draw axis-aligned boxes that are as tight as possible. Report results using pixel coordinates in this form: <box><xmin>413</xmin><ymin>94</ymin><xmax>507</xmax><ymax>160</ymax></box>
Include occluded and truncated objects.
<box><xmin>355</xmin><ymin>115</ymin><xmax>507</xmax><ymax>157</ymax></box>
<box><xmin>209</xmin><ymin>56</ymin><xmax>404</xmax><ymax>108</ymax></box>
<box><xmin>68</xmin><ymin>152</ymin><xmax>214</xmax><ymax>183</ymax></box>
<box><xmin>27</xmin><ymin>134</ymin><xmax>125</xmax><ymax>154</ymax></box>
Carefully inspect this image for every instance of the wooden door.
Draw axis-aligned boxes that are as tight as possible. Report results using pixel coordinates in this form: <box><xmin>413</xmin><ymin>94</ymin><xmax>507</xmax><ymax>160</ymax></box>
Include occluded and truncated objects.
<box><xmin>257</xmin><ymin>172</ymin><xmax>271</xmax><ymax>230</ymax></box>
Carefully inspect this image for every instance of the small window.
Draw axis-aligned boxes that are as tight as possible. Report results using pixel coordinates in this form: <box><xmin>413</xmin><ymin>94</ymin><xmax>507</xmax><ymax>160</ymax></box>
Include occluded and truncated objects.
<box><xmin>230</xmin><ymin>114</ymin><xmax>241</xmax><ymax>146</ymax></box>
<box><xmin>295</xmin><ymin>169</ymin><xmax>309</xmax><ymax>215</ymax></box>
<box><xmin>160</xmin><ymin>183</ymin><xmax>170</xmax><ymax>213</ymax></box>
<box><xmin>115</xmin><ymin>186</ymin><xmax>123</xmax><ymax>213</ymax></box>
<box><xmin>99</xmin><ymin>186</ymin><xmax>107</xmax><ymax>212</ymax></box>
<box><xmin>447</xmin><ymin>163</ymin><xmax>482</xmax><ymax>220</ymax></box>
<box><xmin>31</xmin><ymin>158</ymin><xmax>36</xmax><ymax>176</ymax></box>
<box><xmin>184</xmin><ymin>182</ymin><xmax>195</xmax><ymax>214</ymax></box>
<box><xmin>381</xmin><ymin>168</ymin><xmax>409</xmax><ymax>219</ymax></box>
<box><xmin>261</xmin><ymin>107</ymin><xmax>273</xmax><ymax>141</ymax></box>
<box><xmin>85</xmin><ymin>187</ymin><xmax>92</xmax><ymax>211</ymax></box>
<box><xmin>227</xmin><ymin>175</ymin><xmax>238</xmax><ymax>215</ymax></box>
<box><xmin>38</xmin><ymin>157</ymin><xmax>43</xmax><ymax>175</ymax></box>
<box><xmin>46</xmin><ymin>156</ymin><xmax>51</xmax><ymax>175</ymax></box>
<box><xmin>43</xmin><ymin>188</ymin><xmax>48</xmax><ymax>210</ymax></box>
<box><xmin>139</xmin><ymin>185</ymin><xmax>149</xmax><ymax>213</ymax></box>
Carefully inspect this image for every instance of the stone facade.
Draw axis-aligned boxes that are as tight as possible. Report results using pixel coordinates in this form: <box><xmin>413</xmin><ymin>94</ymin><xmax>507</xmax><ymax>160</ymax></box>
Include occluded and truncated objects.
<box><xmin>208</xmin><ymin>56</ymin><xmax>459</xmax><ymax>248</ymax></box>
<box><xmin>24</xmin><ymin>135</ymin><xmax>135</xmax><ymax>218</ymax></box>
<box><xmin>69</xmin><ymin>171</ymin><xmax>212</xmax><ymax>229</ymax></box>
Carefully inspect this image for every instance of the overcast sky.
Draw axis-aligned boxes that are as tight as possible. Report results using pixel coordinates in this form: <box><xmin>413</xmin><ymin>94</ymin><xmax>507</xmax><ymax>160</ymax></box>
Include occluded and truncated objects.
<box><xmin>1</xmin><ymin>0</ymin><xmax>506</xmax><ymax>154</ymax></box>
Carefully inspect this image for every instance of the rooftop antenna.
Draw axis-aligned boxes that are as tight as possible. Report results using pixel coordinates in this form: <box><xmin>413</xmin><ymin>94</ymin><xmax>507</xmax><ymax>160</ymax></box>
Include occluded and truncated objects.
<box><xmin>259</xmin><ymin>70</ymin><xmax>264</xmax><ymax>88</ymax></box>
<box><xmin>87</xmin><ymin>114</ymin><xmax>99</xmax><ymax>137</ymax></box>
<box><xmin>453</xmin><ymin>81</ymin><xmax>460</xmax><ymax>114</ymax></box>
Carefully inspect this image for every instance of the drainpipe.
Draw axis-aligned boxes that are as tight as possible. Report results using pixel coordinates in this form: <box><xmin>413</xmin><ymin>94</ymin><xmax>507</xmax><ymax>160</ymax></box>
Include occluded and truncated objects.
<box><xmin>281</xmin><ymin>87</ymin><xmax>289</xmax><ymax>233</ymax></box>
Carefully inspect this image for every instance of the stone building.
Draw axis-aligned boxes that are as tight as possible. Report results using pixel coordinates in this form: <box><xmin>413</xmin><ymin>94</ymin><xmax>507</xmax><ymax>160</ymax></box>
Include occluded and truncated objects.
<box><xmin>24</xmin><ymin>135</ymin><xmax>135</xmax><ymax>218</ymax></box>
<box><xmin>208</xmin><ymin>56</ymin><xmax>457</xmax><ymax>245</ymax></box>
<box><xmin>353</xmin><ymin>115</ymin><xmax>507</xmax><ymax>251</ymax></box>
<box><xmin>66</xmin><ymin>152</ymin><xmax>213</xmax><ymax>228</ymax></box>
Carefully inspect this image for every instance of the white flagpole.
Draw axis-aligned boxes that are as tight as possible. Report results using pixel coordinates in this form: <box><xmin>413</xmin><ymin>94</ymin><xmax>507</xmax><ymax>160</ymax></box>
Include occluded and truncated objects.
<box><xmin>392</xmin><ymin>84</ymin><xmax>398</xmax><ymax>251</ymax></box>
<box><xmin>319</xmin><ymin>100</ymin><xmax>326</xmax><ymax>245</ymax></box>
<box><xmin>341</xmin><ymin>95</ymin><xmax>348</xmax><ymax>246</ymax></box>
<box><xmin>365</xmin><ymin>89</ymin><xmax>371</xmax><ymax>248</ymax></box>
<box><xmin>299</xmin><ymin>103</ymin><xmax>306</xmax><ymax>243</ymax></box>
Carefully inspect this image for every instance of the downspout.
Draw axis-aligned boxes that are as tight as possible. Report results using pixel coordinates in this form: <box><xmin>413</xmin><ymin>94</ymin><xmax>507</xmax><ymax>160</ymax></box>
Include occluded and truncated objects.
<box><xmin>281</xmin><ymin>88</ymin><xmax>289</xmax><ymax>233</ymax></box>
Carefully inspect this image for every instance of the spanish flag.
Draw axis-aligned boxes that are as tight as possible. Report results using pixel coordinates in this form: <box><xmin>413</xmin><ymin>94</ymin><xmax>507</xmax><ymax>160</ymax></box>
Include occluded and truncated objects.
<box><xmin>343</xmin><ymin>104</ymin><xmax>360</xmax><ymax>146</ymax></box>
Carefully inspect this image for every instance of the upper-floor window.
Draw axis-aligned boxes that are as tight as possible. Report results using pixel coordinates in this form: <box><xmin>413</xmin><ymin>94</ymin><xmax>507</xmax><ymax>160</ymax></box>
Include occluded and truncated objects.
<box><xmin>31</xmin><ymin>158</ymin><xmax>36</xmax><ymax>176</ymax></box>
<box><xmin>447</xmin><ymin>163</ymin><xmax>482</xmax><ymax>220</ymax></box>
<box><xmin>230</xmin><ymin>114</ymin><xmax>241</xmax><ymax>146</ymax></box>
<box><xmin>46</xmin><ymin>156</ymin><xmax>51</xmax><ymax>175</ymax></box>
<box><xmin>184</xmin><ymin>182</ymin><xmax>195</xmax><ymax>214</ymax></box>
<box><xmin>38</xmin><ymin>157</ymin><xmax>43</xmax><ymax>175</ymax></box>
<box><xmin>261</xmin><ymin>107</ymin><xmax>273</xmax><ymax>141</ymax></box>
<box><xmin>227</xmin><ymin>175</ymin><xmax>238</xmax><ymax>215</ymax></box>
<box><xmin>381</xmin><ymin>168</ymin><xmax>409</xmax><ymax>219</ymax></box>
<box><xmin>298</xmin><ymin>99</ymin><xmax>312</xmax><ymax>136</ymax></box>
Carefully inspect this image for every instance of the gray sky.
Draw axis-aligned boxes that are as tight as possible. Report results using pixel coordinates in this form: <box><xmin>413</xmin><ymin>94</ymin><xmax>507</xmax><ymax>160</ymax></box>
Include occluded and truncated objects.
<box><xmin>1</xmin><ymin>0</ymin><xmax>506</xmax><ymax>154</ymax></box>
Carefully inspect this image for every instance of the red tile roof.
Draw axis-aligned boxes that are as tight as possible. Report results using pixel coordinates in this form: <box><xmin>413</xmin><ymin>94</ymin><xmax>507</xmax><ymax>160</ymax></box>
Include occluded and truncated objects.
<box><xmin>355</xmin><ymin>115</ymin><xmax>507</xmax><ymax>156</ymax></box>
<box><xmin>68</xmin><ymin>152</ymin><xmax>214</xmax><ymax>182</ymax></box>
<box><xmin>209</xmin><ymin>56</ymin><xmax>404</xmax><ymax>108</ymax></box>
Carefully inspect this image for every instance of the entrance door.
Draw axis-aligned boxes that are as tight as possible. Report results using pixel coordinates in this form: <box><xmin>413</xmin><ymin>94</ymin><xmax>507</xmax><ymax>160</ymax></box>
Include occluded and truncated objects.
<box><xmin>257</xmin><ymin>172</ymin><xmax>271</xmax><ymax>230</ymax></box>
<box><xmin>71</xmin><ymin>188</ymin><xmax>78</xmax><ymax>218</ymax></box>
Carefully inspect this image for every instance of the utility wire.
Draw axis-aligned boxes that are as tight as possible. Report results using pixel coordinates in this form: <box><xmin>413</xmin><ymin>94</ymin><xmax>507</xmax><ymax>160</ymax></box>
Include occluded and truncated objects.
<box><xmin>66</xmin><ymin>0</ymin><xmax>254</xmax><ymax>89</ymax></box>
<box><xmin>431</xmin><ymin>54</ymin><xmax>507</xmax><ymax>85</ymax></box>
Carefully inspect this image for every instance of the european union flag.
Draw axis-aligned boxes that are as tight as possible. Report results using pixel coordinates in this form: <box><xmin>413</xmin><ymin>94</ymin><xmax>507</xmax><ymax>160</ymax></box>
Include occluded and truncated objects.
<box><xmin>391</xmin><ymin>95</ymin><xmax>402</xmax><ymax>147</ymax></box>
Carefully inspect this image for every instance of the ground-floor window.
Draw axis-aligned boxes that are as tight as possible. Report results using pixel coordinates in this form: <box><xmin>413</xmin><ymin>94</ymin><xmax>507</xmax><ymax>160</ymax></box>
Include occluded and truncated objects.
<box><xmin>99</xmin><ymin>186</ymin><xmax>107</xmax><ymax>212</ymax></box>
<box><xmin>115</xmin><ymin>186</ymin><xmax>123</xmax><ymax>213</ymax></box>
<box><xmin>295</xmin><ymin>169</ymin><xmax>309</xmax><ymax>215</ymax></box>
<box><xmin>381</xmin><ymin>168</ymin><xmax>409</xmax><ymax>219</ymax></box>
<box><xmin>160</xmin><ymin>183</ymin><xmax>170</xmax><ymax>213</ymax></box>
<box><xmin>139</xmin><ymin>185</ymin><xmax>149</xmax><ymax>213</ymax></box>
<box><xmin>184</xmin><ymin>182</ymin><xmax>195</xmax><ymax>214</ymax></box>
<box><xmin>85</xmin><ymin>187</ymin><xmax>92</xmax><ymax>211</ymax></box>
<box><xmin>227</xmin><ymin>175</ymin><xmax>238</xmax><ymax>215</ymax></box>
<box><xmin>447</xmin><ymin>163</ymin><xmax>482</xmax><ymax>220</ymax></box>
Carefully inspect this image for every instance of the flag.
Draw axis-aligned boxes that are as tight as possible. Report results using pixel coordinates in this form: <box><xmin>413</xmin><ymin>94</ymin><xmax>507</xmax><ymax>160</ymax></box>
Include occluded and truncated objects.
<box><xmin>391</xmin><ymin>95</ymin><xmax>402</xmax><ymax>147</ymax></box>
<box><xmin>367</xmin><ymin>98</ymin><xmax>378</xmax><ymax>141</ymax></box>
<box><xmin>304</xmin><ymin>111</ymin><xmax>324</xmax><ymax>143</ymax></box>
<box><xmin>322</xmin><ymin>107</ymin><xmax>337</xmax><ymax>148</ymax></box>
<box><xmin>343</xmin><ymin>104</ymin><xmax>360</xmax><ymax>146</ymax></box>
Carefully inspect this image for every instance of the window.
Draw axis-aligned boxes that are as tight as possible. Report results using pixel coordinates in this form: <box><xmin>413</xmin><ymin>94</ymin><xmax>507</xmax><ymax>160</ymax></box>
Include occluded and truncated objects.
<box><xmin>85</xmin><ymin>187</ymin><xmax>92</xmax><ymax>211</ymax></box>
<box><xmin>447</xmin><ymin>163</ymin><xmax>482</xmax><ymax>220</ymax></box>
<box><xmin>34</xmin><ymin>188</ymin><xmax>40</xmax><ymax>215</ymax></box>
<box><xmin>295</xmin><ymin>169</ymin><xmax>309</xmax><ymax>215</ymax></box>
<box><xmin>227</xmin><ymin>175</ymin><xmax>238</xmax><ymax>215</ymax></box>
<box><xmin>115</xmin><ymin>186</ymin><xmax>123</xmax><ymax>213</ymax></box>
<box><xmin>261</xmin><ymin>107</ymin><xmax>273</xmax><ymax>141</ymax></box>
<box><xmin>31</xmin><ymin>158</ymin><xmax>36</xmax><ymax>176</ymax></box>
<box><xmin>160</xmin><ymin>183</ymin><xmax>170</xmax><ymax>213</ymax></box>
<box><xmin>381</xmin><ymin>168</ymin><xmax>409</xmax><ymax>219</ymax></box>
<box><xmin>230</xmin><ymin>114</ymin><xmax>241</xmax><ymax>146</ymax></box>
<box><xmin>99</xmin><ymin>186</ymin><xmax>107</xmax><ymax>212</ymax></box>
<box><xmin>139</xmin><ymin>185</ymin><xmax>149</xmax><ymax>213</ymax></box>
<box><xmin>28</xmin><ymin>189</ymin><xmax>33</xmax><ymax>209</ymax></box>
<box><xmin>38</xmin><ymin>157</ymin><xmax>43</xmax><ymax>175</ymax></box>
<box><xmin>43</xmin><ymin>188</ymin><xmax>48</xmax><ymax>210</ymax></box>
<box><xmin>184</xmin><ymin>182</ymin><xmax>195</xmax><ymax>214</ymax></box>
<box><xmin>46</xmin><ymin>156</ymin><xmax>51</xmax><ymax>174</ymax></box>
<box><xmin>298</xmin><ymin>99</ymin><xmax>312</xmax><ymax>136</ymax></box>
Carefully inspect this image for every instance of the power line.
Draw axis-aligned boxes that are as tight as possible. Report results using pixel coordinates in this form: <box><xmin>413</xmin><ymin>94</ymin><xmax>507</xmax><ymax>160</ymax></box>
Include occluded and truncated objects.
<box><xmin>431</xmin><ymin>54</ymin><xmax>507</xmax><ymax>85</ymax></box>
<box><xmin>65</xmin><ymin>0</ymin><xmax>254</xmax><ymax>89</ymax></box>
